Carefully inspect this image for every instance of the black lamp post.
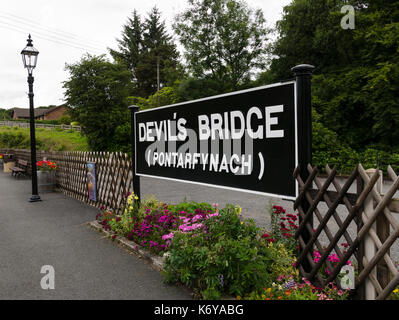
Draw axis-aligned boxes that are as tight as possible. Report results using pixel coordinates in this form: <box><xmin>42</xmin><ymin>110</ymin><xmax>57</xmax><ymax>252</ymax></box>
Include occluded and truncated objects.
<box><xmin>21</xmin><ymin>34</ymin><xmax>41</xmax><ymax>202</ymax></box>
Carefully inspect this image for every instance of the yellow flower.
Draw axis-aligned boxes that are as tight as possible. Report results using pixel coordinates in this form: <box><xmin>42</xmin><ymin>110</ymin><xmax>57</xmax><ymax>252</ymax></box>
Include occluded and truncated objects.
<box><xmin>394</xmin><ymin>288</ymin><xmax>399</xmax><ymax>293</ymax></box>
<box><xmin>236</xmin><ymin>296</ymin><xmax>241</xmax><ymax>300</ymax></box>
<box><xmin>266</xmin><ymin>288</ymin><xmax>271</xmax><ymax>293</ymax></box>
<box><xmin>129</xmin><ymin>206</ymin><xmax>133</xmax><ymax>211</ymax></box>
<box><xmin>134</xmin><ymin>196</ymin><xmax>139</xmax><ymax>200</ymax></box>
<box><xmin>235</xmin><ymin>205</ymin><xmax>242</xmax><ymax>215</ymax></box>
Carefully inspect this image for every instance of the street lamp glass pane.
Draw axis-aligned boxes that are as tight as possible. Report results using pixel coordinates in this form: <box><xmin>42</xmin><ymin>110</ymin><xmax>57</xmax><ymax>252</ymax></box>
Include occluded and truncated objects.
<box><xmin>21</xmin><ymin>37</ymin><xmax>39</xmax><ymax>71</ymax></box>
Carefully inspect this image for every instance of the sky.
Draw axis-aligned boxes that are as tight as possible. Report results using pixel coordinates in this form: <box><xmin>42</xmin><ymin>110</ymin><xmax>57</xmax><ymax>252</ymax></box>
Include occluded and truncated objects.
<box><xmin>0</xmin><ymin>0</ymin><xmax>292</xmax><ymax>110</ymax></box>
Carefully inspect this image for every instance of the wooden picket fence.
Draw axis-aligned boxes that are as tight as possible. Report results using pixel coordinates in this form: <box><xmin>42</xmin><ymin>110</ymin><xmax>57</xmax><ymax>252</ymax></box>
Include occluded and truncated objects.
<box><xmin>0</xmin><ymin>148</ymin><xmax>133</xmax><ymax>214</ymax></box>
<box><xmin>295</xmin><ymin>163</ymin><xmax>399</xmax><ymax>300</ymax></box>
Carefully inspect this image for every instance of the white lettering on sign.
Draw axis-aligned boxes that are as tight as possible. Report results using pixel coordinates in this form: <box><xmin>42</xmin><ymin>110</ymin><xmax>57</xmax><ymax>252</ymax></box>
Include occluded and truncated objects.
<box><xmin>138</xmin><ymin>105</ymin><xmax>285</xmax><ymax>143</ymax></box>
<box><xmin>150</xmin><ymin>151</ymin><xmax>252</xmax><ymax>176</ymax></box>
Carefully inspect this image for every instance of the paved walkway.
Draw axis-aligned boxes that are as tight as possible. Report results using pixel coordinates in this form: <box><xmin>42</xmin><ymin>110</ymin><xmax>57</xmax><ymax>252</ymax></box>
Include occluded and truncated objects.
<box><xmin>0</xmin><ymin>171</ymin><xmax>191</xmax><ymax>300</ymax></box>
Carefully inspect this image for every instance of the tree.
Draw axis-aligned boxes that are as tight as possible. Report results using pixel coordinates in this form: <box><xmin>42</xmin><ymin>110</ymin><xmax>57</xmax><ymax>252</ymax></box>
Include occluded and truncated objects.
<box><xmin>63</xmin><ymin>54</ymin><xmax>132</xmax><ymax>152</ymax></box>
<box><xmin>127</xmin><ymin>86</ymin><xmax>180</xmax><ymax>110</ymax></box>
<box><xmin>110</xmin><ymin>7</ymin><xmax>182</xmax><ymax>98</ymax></box>
<box><xmin>109</xmin><ymin>10</ymin><xmax>143</xmax><ymax>83</ymax></box>
<box><xmin>0</xmin><ymin>108</ymin><xmax>12</xmax><ymax>120</ymax></box>
<box><xmin>269</xmin><ymin>0</ymin><xmax>399</xmax><ymax>150</ymax></box>
<box><xmin>176</xmin><ymin>78</ymin><xmax>222</xmax><ymax>101</ymax></box>
<box><xmin>174</xmin><ymin>0</ymin><xmax>270</xmax><ymax>92</ymax></box>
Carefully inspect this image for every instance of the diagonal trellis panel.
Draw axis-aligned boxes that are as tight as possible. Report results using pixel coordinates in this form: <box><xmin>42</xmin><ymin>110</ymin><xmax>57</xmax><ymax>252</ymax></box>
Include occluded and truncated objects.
<box><xmin>294</xmin><ymin>163</ymin><xmax>399</xmax><ymax>300</ymax></box>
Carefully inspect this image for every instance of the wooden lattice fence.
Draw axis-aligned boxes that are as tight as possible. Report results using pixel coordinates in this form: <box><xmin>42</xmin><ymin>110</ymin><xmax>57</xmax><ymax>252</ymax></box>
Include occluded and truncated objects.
<box><xmin>295</xmin><ymin>163</ymin><xmax>399</xmax><ymax>300</ymax></box>
<box><xmin>0</xmin><ymin>148</ymin><xmax>133</xmax><ymax>214</ymax></box>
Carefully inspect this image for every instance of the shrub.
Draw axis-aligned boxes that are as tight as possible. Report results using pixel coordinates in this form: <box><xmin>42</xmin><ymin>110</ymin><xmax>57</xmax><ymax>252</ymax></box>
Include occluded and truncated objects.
<box><xmin>95</xmin><ymin>198</ymin><xmax>352</xmax><ymax>300</ymax></box>
<box><xmin>162</xmin><ymin>205</ymin><xmax>276</xmax><ymax>299</ymax></box>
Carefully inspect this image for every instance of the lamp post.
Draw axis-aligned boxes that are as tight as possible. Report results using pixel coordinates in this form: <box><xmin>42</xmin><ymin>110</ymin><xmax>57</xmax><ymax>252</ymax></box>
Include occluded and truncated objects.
<box><xmin>21</xmin><ymin>34</ymin><xmax>41</xmax><ymax>202</ymax></box>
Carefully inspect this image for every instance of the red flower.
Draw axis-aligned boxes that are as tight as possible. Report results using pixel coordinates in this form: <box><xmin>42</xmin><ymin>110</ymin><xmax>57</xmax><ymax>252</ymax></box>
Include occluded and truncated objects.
<box><xmin>272</xmin><ymin>205</ymin><xmax>286</xmax><ymax>214</ymax></box>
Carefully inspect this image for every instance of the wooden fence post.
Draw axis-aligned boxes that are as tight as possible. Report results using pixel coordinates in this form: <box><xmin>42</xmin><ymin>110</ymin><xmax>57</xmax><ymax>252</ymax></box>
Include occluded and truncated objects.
<box><xmin>376</xmin><ymin>171</ymin><xmax>391</xmax><ymax>292</ymax></box>
<box><xmin>364</xmin><ymin>168</ymin><xmax>382</xmax><ymax>299</ymax></box>
<box><xmin>356</xmin><ymin>173</ymin><xmax>365</xmax><ymax>300</ymax></box>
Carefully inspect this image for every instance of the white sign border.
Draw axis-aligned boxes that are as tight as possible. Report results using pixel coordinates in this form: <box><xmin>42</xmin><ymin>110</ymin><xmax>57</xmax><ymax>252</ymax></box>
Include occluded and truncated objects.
<box><xmin>134</xmin><ymin>80</ymin><xmax>298</xmax><ymax>201</ymax></box>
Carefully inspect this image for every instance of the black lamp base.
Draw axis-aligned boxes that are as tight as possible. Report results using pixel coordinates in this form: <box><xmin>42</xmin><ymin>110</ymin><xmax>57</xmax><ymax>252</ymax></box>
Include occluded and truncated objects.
<box><xmin>29</xmin><ymin>195</ymin><xmax>41</xmax><ymax>202</ymax></box>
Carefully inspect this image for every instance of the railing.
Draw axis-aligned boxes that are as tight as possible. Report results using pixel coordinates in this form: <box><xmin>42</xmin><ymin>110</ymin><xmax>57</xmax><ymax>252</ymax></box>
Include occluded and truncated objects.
<box><xmin>0</xmin><ymin>121</ymin><xmax>81</xmax><ymax>132</ymax></box>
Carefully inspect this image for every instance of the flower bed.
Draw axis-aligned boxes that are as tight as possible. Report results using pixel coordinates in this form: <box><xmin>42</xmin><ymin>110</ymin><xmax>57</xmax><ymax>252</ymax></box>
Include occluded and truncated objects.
<box><xmin>37</xmin><ymin>160</ymin><xmax>57</xmax><ymax>171</ymax></box>
<box><xmin>94</xmin><ymin>196</ymin><xmax>399</xmax><ymax>300</ymax></box>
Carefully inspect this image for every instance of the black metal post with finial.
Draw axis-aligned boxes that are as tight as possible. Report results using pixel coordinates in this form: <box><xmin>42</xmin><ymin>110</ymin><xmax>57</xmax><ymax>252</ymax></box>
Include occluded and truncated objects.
<box><xmin>21</xmin><ymin>34</ymin><xmax>41</xmax><ymax>202</ymax></box>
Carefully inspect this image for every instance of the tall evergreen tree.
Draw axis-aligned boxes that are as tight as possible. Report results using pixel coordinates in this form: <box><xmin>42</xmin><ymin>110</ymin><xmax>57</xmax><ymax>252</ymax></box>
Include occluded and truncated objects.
<box><xmin>110</xmin><ymin>7</ymin><xmax>181</xmax><ymax>98</ymax></box>
<box><xmin>109</xmin><ymin>10</ymin><xmax>142</xmax><ymax>82</ymax></box>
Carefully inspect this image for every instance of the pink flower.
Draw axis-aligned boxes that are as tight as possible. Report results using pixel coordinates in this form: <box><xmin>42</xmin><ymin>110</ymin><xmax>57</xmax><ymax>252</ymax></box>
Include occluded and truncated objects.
<box><xmin>192</xmin><ymin>214</ymin><xmax>203</xmax><ymax>222</ymax></box>
<box><xmin>162</xmin><ymin>233</ymin><xmax>174</xmax><ymax>240</ymax></box>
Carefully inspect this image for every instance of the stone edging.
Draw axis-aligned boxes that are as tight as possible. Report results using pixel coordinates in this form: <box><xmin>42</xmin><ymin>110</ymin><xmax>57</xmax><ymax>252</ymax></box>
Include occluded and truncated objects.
<box><xmin>87</xmin><ymin>220</ymin><xmax>166</xmax><ymax>272</ymax></box>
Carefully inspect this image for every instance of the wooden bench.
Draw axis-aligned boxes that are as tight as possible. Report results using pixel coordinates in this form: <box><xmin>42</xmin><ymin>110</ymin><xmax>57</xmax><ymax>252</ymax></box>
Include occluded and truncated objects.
<box><xmin>10</xmin><ymin>160</ymin><xmax>28</xmax><ymax>178</ymax></box>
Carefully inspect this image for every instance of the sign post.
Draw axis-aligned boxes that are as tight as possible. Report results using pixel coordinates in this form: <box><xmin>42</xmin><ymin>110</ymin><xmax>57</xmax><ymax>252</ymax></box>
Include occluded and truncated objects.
<box><xmin>292</xmin><ymin>64</ymin><xmax>315</xmax><ymax>273</ymax></box>
<box><xmin>129</xmin><ymin>105</ymin><xmax>141</xmax><ymax>201</ymax></box>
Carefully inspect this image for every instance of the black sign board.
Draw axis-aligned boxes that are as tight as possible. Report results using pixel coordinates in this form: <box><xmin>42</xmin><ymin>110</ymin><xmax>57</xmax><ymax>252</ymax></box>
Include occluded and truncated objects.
<box><xmin>134</xmin><ymin>81</ymin><xmax>298</xmax><ymax>200</ymax></box>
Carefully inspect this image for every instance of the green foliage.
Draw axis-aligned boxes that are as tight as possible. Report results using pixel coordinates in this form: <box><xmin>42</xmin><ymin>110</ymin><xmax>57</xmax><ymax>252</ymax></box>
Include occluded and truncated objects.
<box><xmin>168</xmin><ymin>200</ymin><xmax>215</xmax><ymax>215</ymax></box>
<box><xmin>0</xmin><ymin>108</ymin><xmax>12</xmax><ymax>120</ymax></box>
<box><xmin>127</xmin><ymin>86</ymin><xmax>180</xmax><ymax>110</ymax></box>
<box><xmin>63</xmin><ymin>54</ymin><xmax>132</xmax><ymax>152</ymax></box>
<box><xmin>174</xmin><ymin>0</ymin><xmax>270</xmax><ymax>92</ymax></box>
<box><xmin>312</xmin><ymin>108</ymin><xmax>399</xmax><ymax>174</ymax></box>
<box><xmin>163</xmin><ymin>205</ymin><xmax>275</xmax><ymax>299</ymax></box>
<box><xmin>270</xmin><ymin>0</ymin><xmax>399</xmax><ymax>154</ymax></box>
<box><xmin>270</xmin><ymin>0</ymin><xmax>351</xmax><ymax>80</ymax></box>
<box><xmin>0</xmin><ymin>126</ymin><xmax>88</xmax><ymax>151</ymax></box>
<box><xmin>176</xmin><ymin>78</ymin><xmax>223</xmax><ymax>102</ymax></box>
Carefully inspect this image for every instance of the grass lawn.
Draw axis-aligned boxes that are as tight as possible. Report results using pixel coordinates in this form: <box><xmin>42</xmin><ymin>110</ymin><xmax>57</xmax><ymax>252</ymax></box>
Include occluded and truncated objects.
<box><xmin>0</xmin><ymin>126</ymin><xmax>89</xmax><ymax>151</ymax></box>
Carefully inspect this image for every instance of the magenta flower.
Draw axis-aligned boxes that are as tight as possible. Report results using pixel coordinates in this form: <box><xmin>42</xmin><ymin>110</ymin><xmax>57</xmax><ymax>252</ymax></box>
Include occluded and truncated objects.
<box><xmin>162</xmin><ymin>233</ymin><xmax>174</xmax><ymax>240</ymax></box>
